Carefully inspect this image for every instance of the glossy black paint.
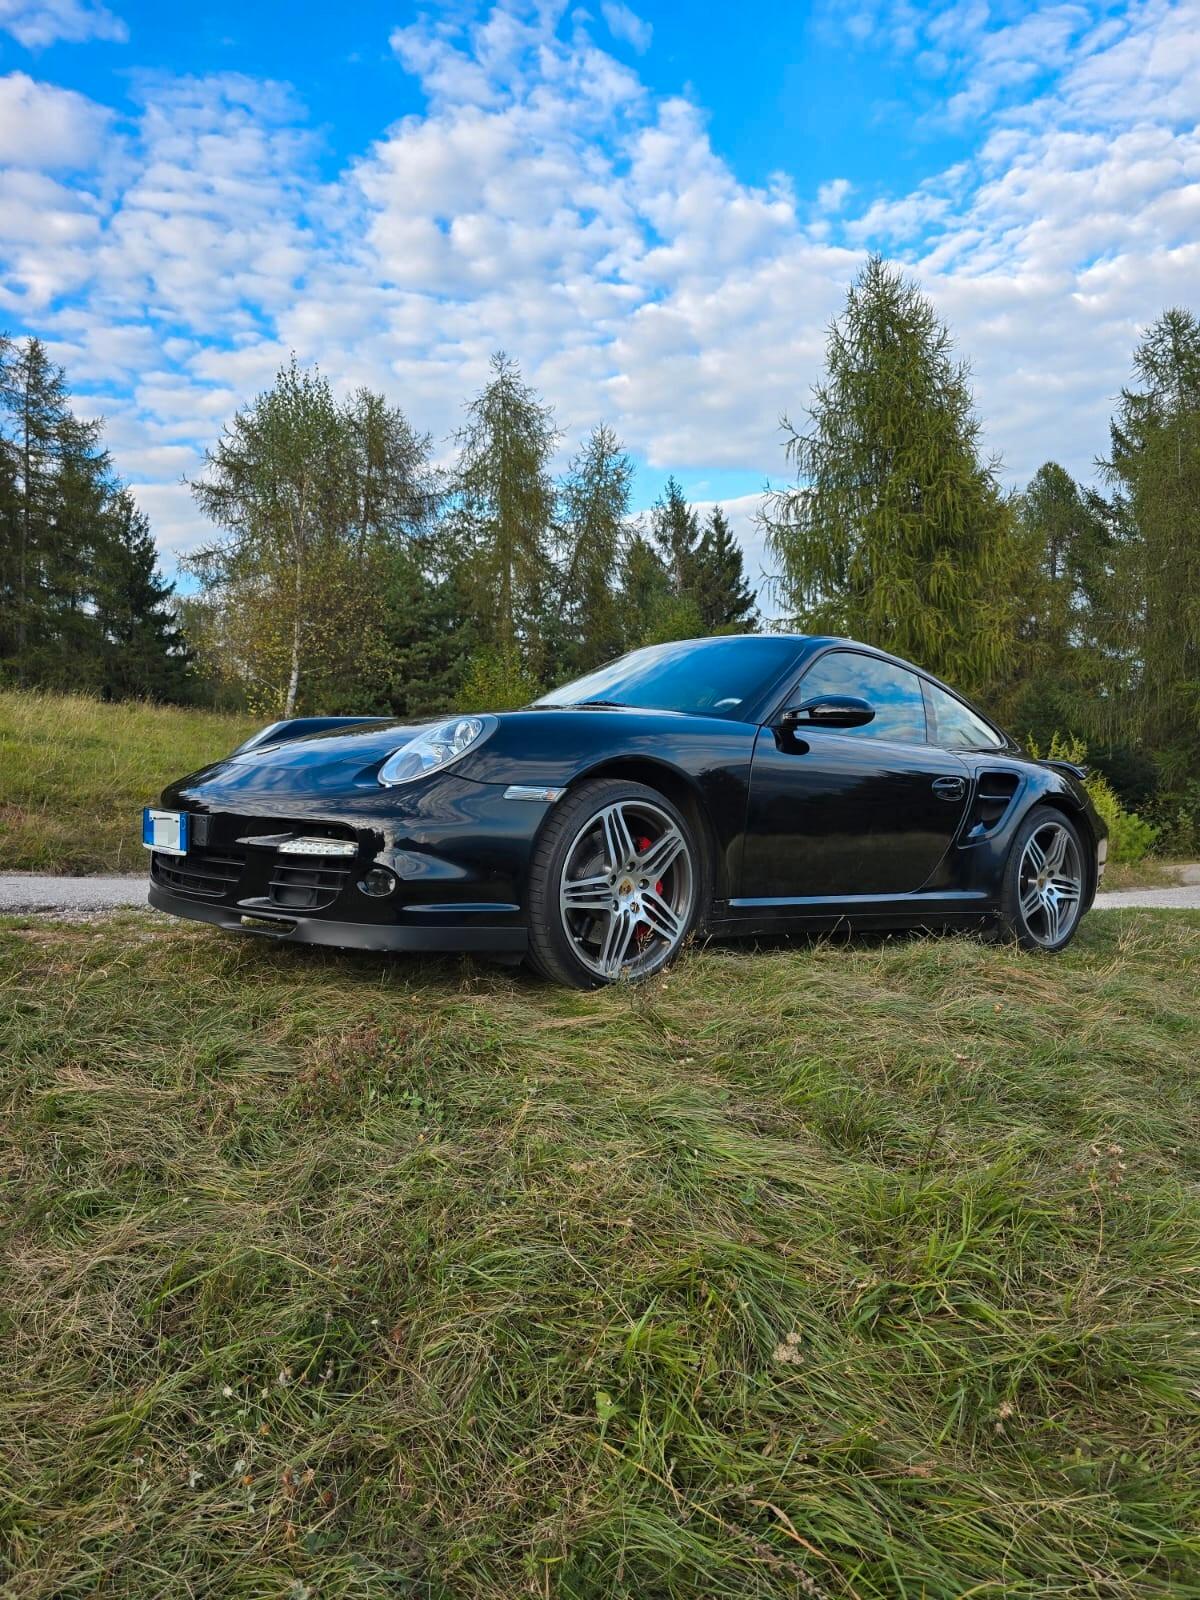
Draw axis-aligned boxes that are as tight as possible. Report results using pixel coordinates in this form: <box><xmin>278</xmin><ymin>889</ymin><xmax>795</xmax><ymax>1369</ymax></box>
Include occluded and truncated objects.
<box><xmin>148</xmin><ymin>635</ymin><xmax>1106</xmax><ymax>957</ymax></box>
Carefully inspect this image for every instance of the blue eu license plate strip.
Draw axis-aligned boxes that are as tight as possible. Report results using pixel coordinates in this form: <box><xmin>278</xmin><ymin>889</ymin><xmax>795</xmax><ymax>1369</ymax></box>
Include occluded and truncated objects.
<box><xmin>143</xmin><ymin>808</ymin><xmax>188</xmax><ymax>856</ymax></box>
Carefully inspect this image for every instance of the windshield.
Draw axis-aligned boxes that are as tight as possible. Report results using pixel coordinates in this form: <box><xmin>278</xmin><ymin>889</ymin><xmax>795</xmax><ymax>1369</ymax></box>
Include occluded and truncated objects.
<box><xmin>533</xmin><ymin>637</ymin><xmax>803</xmax><ymax>720</ymax></box>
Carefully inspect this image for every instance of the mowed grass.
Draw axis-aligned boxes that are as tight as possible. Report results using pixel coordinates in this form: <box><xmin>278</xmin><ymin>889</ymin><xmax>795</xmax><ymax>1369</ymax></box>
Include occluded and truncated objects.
<box><xmin>0</xmin><ymin>691</ymin><xmax>255</xmax><ymax>874</ymax></box>
<box><xmin>2</xmin><ymin>911</ymin><xmax>1198</xmax><ymax>1597</ymax></box>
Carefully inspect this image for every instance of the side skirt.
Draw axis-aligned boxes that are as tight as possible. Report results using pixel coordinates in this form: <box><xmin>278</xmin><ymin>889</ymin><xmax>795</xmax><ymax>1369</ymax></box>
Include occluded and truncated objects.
<box><xmin>713</xmin><ymin>889</ymin><xmax>995</xmax><ymax>938</ymax></box>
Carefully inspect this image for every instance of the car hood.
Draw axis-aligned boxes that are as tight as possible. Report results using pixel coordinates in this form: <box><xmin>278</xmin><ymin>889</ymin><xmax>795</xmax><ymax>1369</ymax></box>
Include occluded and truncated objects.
<box><xmin>173</xmin><ymin>719</ymin><xmax>430</xmax><ymax>800</ymax></box>
<box><xmin>226</xmin><ymin>705</ymin><xmax>709</xmax><ymax>777</ymax></box>
<box><xmin>168</xmin><ymin>703</ymin><xmax>754</xmax><ymax>805</ymax></box>
<box><xmin>229</xmin><ymin>720</ymin><xmax>426</xmax><ymax>770</ymax></box>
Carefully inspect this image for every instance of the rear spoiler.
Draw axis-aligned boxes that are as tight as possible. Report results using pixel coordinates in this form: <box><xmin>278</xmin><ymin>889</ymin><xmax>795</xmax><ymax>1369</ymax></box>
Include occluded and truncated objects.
<box><xmin>231</xmin><ymin>716</ymin><xmax>386</xmax><ymax>757</ymax></box>
<box><xmin>1044</xmin><ymin>757</ymin><xmax>1089</xmax><ymax>781</ymax></box>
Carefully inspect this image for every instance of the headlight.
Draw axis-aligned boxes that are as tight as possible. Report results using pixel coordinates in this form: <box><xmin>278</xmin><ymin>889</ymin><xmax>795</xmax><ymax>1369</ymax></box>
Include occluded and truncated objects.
<box><xmin>378</xmin><ymin>715</ymin><xmax>494</xmax><ymax>787</ymax></box>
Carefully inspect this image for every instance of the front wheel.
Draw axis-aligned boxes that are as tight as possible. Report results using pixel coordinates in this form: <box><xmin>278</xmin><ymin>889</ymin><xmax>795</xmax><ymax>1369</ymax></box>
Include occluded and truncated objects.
<box><xmin>526</xmin><ymin>779</ymin><xmax>701</xmax><ymax>988</ymax></box>
<box><xmin>996</xmin><ymin>806</ymin><xmax>1088</xmax><ymax>952</ymax></box>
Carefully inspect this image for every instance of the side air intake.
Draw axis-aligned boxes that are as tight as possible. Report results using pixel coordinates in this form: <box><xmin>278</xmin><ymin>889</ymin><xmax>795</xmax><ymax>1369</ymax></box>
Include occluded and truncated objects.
<box><xmin>966</xmin><ymin>770</ymin><xmax>1021</xmax><ymax>839</ymax></box>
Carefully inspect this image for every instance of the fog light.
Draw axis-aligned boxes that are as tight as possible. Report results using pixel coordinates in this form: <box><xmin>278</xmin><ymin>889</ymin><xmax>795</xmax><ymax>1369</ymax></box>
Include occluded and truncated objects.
<box><xmin>359</xmin><ymin>867</ymin><xmax>397</xmax><ymax>898</ymax></box>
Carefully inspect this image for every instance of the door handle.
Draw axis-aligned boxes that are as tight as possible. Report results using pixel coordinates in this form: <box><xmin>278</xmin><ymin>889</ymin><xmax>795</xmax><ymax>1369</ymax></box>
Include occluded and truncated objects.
<box><xmin>932</xmin><ymin>775</ymin><xmax>966</xmax><ymax>801</ymax></box>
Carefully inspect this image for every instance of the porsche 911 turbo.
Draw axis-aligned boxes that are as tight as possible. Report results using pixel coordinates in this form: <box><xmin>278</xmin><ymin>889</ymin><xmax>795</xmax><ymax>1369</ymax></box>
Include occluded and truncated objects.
<box><xmin>144</xmin><ymin>634</ymin><xmax>1107</xmax><ymax>988</ymax></box>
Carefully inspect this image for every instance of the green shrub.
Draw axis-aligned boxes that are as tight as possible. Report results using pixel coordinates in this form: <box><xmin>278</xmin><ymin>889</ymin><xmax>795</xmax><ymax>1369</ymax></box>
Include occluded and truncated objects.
<box><xmin>1151</xmin><ymin>781</ymin><xmax>1200</xmax><ymax>857</ymax></box>
<box><xmin>459</xmin><ymin>643</ymin><xmax>541</xmax><ymax>712</ymax></box>
<box><xmin>1027</xmin><ymin>732</ymin><xmax>1159</xmax><ymax>863</ymax></box>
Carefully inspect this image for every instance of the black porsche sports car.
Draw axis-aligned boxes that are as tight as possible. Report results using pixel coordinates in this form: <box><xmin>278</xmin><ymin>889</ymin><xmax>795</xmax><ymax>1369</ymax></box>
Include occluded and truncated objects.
<box><xmin>145</xmin><ymin>634</ymin><xmax>1107</xmax><ymax>988</ymax></box>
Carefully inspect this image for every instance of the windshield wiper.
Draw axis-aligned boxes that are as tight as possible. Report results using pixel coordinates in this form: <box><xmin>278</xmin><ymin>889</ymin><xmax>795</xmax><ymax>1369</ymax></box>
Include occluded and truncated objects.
<box><xmin>530</xmin><ymin>698</ymin><xmax>627</xmax><ymax>710</ymax></box>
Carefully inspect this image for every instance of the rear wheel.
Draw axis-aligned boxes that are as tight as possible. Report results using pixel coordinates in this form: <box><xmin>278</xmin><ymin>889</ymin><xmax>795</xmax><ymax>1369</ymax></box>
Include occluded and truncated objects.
<box><xmin>996</xmin><ymin>807</ymin><xmax>1087</xmax><ymax>952</ymax></box>
<box><xmin>526</xmin><ymin>779</ymin><xmax>700</xmax><ymax>988</ymax></box>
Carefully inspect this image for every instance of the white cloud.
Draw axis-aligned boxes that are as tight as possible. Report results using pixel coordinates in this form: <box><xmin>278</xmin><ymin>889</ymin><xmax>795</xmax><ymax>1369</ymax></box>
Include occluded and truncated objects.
<box><xmin>816</xmin><ymin>177</ymin><xmax>853</xmax><ymax>213</ymax></box>
<box><xmin>0</xmin><ymin>71</ymin><xmax>112</xmax><ymax>167</ymax></box>
<box><xmin>0</xmin><ymin>0</ymin><xmax>1198</xmax><ymax>590</ymax></box>
<box><xmin>601</xmin><ymin>1</ymin><xmax>652</xmax><ymax>53</ymax></box>
<box><xmin>0</xmin><ymin>0</ymin><xmax>127</xmax><ymax>48</ymax></box>
<box><xmin>127</xmin><ymin>480</ymin><xmax>212</xmax><ymax>561</ymax></box>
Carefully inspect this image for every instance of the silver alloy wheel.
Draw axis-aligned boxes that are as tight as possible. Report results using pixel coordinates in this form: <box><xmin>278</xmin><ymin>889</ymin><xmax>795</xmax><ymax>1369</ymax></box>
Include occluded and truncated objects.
<box><xmin>558</xmin><ymin>798</ymin><xmax>695</xmax><ymax>981</ymax></box>
<box><xmin>1017</xmin><ymin>820</ymin><xmax>1084</xmax><ymax>946</ymax></box>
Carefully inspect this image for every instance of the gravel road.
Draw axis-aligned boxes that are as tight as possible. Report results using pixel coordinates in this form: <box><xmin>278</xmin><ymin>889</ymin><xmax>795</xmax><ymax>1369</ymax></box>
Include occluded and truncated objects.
<box><xmin>0</xmin><ymin>874</ymin><xmax>149</xmax><ymax>916</ymax></box>
<box><xmin>2</xmin><ymin>874</ymin><xmax>1199</xmax><ymax>918</ymax></box>
<box><xmin>1093</xmin><ymin>885</ymin><xmax>1200</xmax><ymax>910</ymax></box>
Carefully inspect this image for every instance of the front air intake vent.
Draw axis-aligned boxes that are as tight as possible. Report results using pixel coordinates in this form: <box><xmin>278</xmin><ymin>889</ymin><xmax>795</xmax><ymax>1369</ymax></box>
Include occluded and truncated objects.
<box><xmin>268</xmin><ymin>859</ymin><xmax>352</xmax><ymax>911</ymax></box>
<box><xmin>966</xmin><ymin>771</ymin><xmax>1021</xmax><ymax>839</ymax></box>
<box><xmin>153</xmin><ymin>847</ymin><xmax>245</xmax><ymax>899</ymax></box>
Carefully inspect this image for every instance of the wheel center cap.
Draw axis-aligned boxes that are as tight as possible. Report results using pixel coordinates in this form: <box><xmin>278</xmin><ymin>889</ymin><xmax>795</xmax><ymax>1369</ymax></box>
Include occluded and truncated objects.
<box><xmin>618</xmin><ymin>877</ymin><xmax>635</xmax><ymax>897</ymax></box>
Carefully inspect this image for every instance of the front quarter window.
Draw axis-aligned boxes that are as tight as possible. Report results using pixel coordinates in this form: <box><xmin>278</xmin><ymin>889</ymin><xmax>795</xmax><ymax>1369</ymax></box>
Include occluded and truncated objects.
<box><xmin>926</xmin><ymin>683</ymin><xmax>1004</xmax><ymax>751</ymax></box>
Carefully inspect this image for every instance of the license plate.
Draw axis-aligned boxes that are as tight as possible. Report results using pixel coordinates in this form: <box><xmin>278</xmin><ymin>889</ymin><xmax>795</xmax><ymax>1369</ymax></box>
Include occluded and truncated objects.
<box><xmin>143</xmin><ymin>807</ymin><xmax>189</xmax><ymax>856</ymax></box>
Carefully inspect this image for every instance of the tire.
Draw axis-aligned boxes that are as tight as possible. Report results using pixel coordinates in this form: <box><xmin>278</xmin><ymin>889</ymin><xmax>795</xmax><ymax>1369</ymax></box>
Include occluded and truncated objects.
<box><xmin>526</xmin><ymin>778</ymin><xmax>703</xmax><ymax>989</ymax></box>
<box><xmin>995</xmin><ymin>805</ymin><xmax>1088</xmax><ymax>952</ymax></box>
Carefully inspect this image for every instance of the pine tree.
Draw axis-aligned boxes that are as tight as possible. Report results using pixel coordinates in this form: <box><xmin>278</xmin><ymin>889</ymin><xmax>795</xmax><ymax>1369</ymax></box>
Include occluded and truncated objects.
<box><xmin>449</xmin><ymin>353</ymin><xmax>558</xmax><ymax>679</ymax></box>
<box><xmin>92</xmin><ymin>489</ymin><xmax>190</xmax><ymax>701</ymax></box>
<box><xmin>693</xmin><ymin>506</ymin><xmax>756</xmax><ymax>631</ymax></box>
<box><xmin>0</xmin><ymin>333</ymin><xmax>22</xmax><ymax>670</ymax></box>
<box><xmin>48</xmin><ymin>412</ymin><xmax>111</xmax><ymax>687</ymax></box>
<box><xmin>650</xmin><ymin>476</ymin><xmax>701</xmax><ymax>599</ymax></box>
<box><xmin>0</xmin><ymin>336</ymin><xmax>183</xmax><ymax>695</ymax></box>
<box><xmin>762</xmin><ymin>255</ymin><xmax>1023</xmax><ymax>696</ymax></box>
<box><xmin>343</xmin><ymin>387</ymin><xmax>439</xmax><ymax>546</ymax></box>
<box><xmin>1104</xmin><ymin>307</ymin><xmax>1200</xmax><ymax>778</ymax></box>
<box><xmin>557</xmin><ymin>424</ymin><xmax>632</xmax><ymax>672</ymax></box>
<box><xmin>617</xmin><ymin>525</ymin><xmax>702</xmax><ymax>647</ymax></box>
<box><xmin>1007</xmin><ymin>463</ymin><xmax>1123</xmax><ymax>744</ymax></box>
<box><xmin>0</xmin><ymin>337</ymin><xmax>74</xmax><ymax>683</ymax></box>
<box><xmin>617</xmin><ymin>528</ymin><xmax>670</xmax><ymax>640</ymax></box>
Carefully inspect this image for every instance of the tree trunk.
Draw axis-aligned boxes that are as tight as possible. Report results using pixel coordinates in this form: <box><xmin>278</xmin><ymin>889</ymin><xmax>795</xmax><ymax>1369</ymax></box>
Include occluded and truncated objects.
<box><xmin>284</xmin><ymin>561</ymin><xmax>302</xmax><ymax>716</ymax></box>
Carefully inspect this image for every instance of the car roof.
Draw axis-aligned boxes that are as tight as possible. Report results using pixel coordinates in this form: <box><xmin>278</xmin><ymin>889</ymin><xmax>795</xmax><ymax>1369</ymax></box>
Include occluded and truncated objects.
<box><xmin>667</xmin><ymin>631</ymin><xmax>922</xmax><ymax>677</ymax></box>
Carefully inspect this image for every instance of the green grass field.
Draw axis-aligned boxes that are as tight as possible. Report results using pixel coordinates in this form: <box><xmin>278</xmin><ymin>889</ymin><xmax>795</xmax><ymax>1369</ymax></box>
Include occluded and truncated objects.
<box><xmin>0</xmin><ymin>691</ymin><xmax>255</xmax><ymax>874</ymax></box>
<box><xmin>3</xmin><ymin>910</ymin><xmax>1198</xmax><ymax>1597</ymax></box>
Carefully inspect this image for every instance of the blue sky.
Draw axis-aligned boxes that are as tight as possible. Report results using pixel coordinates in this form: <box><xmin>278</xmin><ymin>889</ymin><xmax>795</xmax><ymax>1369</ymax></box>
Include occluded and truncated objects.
<box><xmin>1</xmin><ymin>0</ymin><xmax>1197</xmax><ymax>593</ymax></box>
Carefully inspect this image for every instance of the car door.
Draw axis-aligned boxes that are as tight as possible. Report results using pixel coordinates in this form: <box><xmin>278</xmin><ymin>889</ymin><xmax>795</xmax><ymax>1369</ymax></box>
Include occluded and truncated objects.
<box><xmin>739</xmin><ymin>649</ymin><xmax>971</xmax><ymax>901</ymax></box>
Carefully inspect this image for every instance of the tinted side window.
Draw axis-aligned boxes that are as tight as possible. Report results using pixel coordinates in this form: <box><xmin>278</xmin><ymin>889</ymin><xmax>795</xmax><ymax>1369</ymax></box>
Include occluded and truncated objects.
<box><xmin>926</xmin><ymin>683</ymin><xmax>1004</xmax><ymax>750</ymax></box>
<box><xmin>797</xmin><ymin>652</ymin><xmax>927</xmax><ymax>743</ymax></box>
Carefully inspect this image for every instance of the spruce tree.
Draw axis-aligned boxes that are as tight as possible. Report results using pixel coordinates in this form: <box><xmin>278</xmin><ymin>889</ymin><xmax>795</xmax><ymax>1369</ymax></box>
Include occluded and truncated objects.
<box><xmin>92</xmin><ymin>489</ymin><xmax>190</xmax><ymax>701</ymax></box>
<box><xmin>650</xmin><ymin>475</ymin><xmax>701</xmax><ymax>599</ymax></box>
<box><xmin>0</xmin><ymin>337</ymin><xmax>74</xmax><ymax>683</ymax></box>
<box><xmin>0</xmin><ymin>335</ymin><xmax>184</xmax><ymax>695</ymax></box>
<box><xmin>1008</xmin><ymin>463</ymin><xmax>1123</xmax><ymax>744</ymax></box>
<box><xmin>617</xmin><ymin>528</ymin><xmax>669</xmax><ymax>642</ymax></box>
<box><xmin>0</xmin><ymin>333</ymin><xmax>16</xmax><ymax>667</ymax></box>
<box><xmin>1104</xmin><ymin>307</ymin><xmax>1200</xmax><ymax>777</ymax></box>
<box><xmin>762</xmin><ymin>255</ymin><xmax>1022</xmax><ymax>696</ymax></box>
<box><xmin>557</xmin><ymin>424</ymin><xmax>632</xmax><ymax>672</ymax></box>
<box><xmin>693</xmin><ymin>505</ymin><xmax>756</xmax><ymax>631</ymax></box>
<box><xmin>449</xmin><ymin>353</ymin><xmax>558</xmax><ymax>680</ymax></box>
<box><xmin>617</xmin><ymin>524</ymin><xmax>702</xmax><ymax>647</ymax></box>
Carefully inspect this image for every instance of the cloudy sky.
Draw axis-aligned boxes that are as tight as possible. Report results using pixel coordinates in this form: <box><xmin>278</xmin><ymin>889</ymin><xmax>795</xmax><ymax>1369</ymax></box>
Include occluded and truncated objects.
<box><xmin>1</xmin><ymin>0</ymin><xmax>1197</xmax><ymax>596</ymax></box>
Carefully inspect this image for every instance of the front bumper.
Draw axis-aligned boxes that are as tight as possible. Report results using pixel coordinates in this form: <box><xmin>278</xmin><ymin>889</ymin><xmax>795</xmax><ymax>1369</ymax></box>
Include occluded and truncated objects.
<box><xmin>148</xmin><ymin>883</ymin><xmax>528</xmax><ymax>955</ymax></box>
<box><xmin>144</xmin><ymin>772</ymin><xmax>551</xmax><ymax>956</ymax></box>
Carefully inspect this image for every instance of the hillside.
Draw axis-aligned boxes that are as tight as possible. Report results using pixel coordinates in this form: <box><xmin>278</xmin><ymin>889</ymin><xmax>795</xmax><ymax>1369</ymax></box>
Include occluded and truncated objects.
<box><xmin>0</xmin><ymin>691</ymin><xmax>256</xmax><ymax>874</ymax></box>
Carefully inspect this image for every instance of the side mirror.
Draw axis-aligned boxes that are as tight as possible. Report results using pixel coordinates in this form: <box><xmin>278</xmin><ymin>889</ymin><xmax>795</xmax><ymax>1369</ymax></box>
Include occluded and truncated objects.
<box><xmin>782</xmin><ymin>694</ymin><xmax>875</xmax><ymax>731</ymax></box>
